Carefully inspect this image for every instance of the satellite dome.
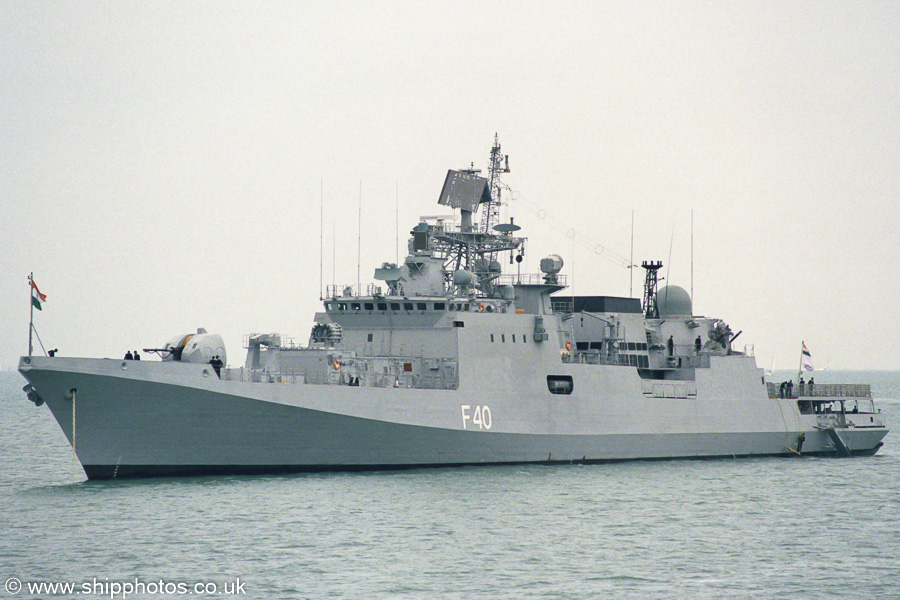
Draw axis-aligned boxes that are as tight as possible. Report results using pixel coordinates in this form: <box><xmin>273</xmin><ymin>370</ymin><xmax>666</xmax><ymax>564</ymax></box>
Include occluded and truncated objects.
<box><xmin>657</xmin><ymin>285</ymin><xmax>692</xmax><ymax>316</ymax></box>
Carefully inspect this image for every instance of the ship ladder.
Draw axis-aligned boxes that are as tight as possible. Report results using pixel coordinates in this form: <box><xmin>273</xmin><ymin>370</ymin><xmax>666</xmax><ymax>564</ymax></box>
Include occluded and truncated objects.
<box><xmin>821</xmin><ymin>427</ymin><xmax>853</xmax><ymax>458</ymax></box>
<box><xmin>71</xmin><ymin>389</ymin><xmax>77</xmax><ymax>482</ymax></box>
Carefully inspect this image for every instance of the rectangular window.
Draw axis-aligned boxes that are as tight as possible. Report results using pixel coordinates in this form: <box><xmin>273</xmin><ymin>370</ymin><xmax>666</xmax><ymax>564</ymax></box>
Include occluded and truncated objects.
<box><xmin>404</xmin><ymin>303</ymin><xmax>414</xmax><ymax>311</ymax></box>
<box><xmin>364</xmin><ymin>303</ymin><xmax>374</xmax><ymax>310</ymax></box>
<box><xmin>325</xmin><ymin>302</ymin><xmax>334</xmax><ymax>311</ymax></box>
<box><xmin>501</xmin><ymin>334</ymin><xmax>505</xmax><ymax>343</ymax></box>
<box><xmin>417</xmin><ymin>302</ymin><xmax>427</xmax><ymax>311</ymax></box>
<box><xmin>523</xmin><ymin>335</ymin><xmax>527</xmax><ymax>343</ymax></box>
<box><xmin>403</xmin><ymin>362</ymin><xmax>413</xmax><ymax>372</ymax></box>
<box><xmin>351</xmin><ymin>303</ymin><xmax>361</xmax><ymax>311</ymax></box>
<box><xmin>547</xmin><ymin>375</ymin><xmax>574</xmax><ymax>395</ymax></box>
<box><xmin>338</xmin><ymin>303</ymin><xmax>347</xmax><ymax>311</ymax></box>
<box><xmin>453</xmin><ymin>321</ymin><xmax>465</xmax><ymax>328</ymax></box>
<box><xmin>391</xmin><ymin>303</ymin><xmax>401</xmax><ymax>310</ymax></box>
<box><xmin>512</xmin><ymin>334</ymin><xmax>516</xmax><ymax>343</ymax></box>
<box><xmin>377</xmin><ymin>303</ymin><xmax>387</xmax><ymax>311</ymax></box>
<box><xmin>434</xmin><ymin>302</ymin><xmax>446</xmax><ymax>310</ymax></box>
<box><xmin>491</xmin><ymin>334</ymin><xmax>495</xmax><ymax>343</ymax></box>
<box><xmin>367</xmin><ymin>333</ymin><xmax>373</xmax><ymax>342</ymax></box>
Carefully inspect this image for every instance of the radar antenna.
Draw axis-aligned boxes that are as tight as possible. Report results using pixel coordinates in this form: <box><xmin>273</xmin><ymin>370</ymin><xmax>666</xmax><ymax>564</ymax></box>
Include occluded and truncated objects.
<box><xmin>432</xmin><ymin>134</ymin><xmax>522</xmax><ymax>296</ymax></box>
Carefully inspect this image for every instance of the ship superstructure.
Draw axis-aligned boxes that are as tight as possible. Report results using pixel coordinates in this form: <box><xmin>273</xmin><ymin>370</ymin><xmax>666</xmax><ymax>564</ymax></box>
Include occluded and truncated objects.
<box><xmin>19</xmin><ymin>137</ymin><xmax>888</xmax><ymax>479</ymax></box>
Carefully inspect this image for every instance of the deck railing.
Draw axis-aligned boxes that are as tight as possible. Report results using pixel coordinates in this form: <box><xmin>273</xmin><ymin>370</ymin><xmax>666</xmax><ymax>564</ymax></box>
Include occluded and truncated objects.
<box><xmin>766</xmin><ymin>382</ymin><xmax>872</xmax><ymax>399</ymax></box>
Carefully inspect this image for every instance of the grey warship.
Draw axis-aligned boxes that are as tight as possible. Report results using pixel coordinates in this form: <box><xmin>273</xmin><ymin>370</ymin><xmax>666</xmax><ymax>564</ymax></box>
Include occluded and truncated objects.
<box><xmin>19</xmin><ymin>136</ymin><xmax>889</xmax><ymax>479</ymax></box>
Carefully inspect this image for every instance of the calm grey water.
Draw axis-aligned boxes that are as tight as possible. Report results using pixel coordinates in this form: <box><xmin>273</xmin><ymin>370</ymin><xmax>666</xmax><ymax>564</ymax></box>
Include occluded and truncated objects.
<box><xmin>2</xmin><ymin>370</ymin><xmax>899</xmax><ymax>599</ymax></box>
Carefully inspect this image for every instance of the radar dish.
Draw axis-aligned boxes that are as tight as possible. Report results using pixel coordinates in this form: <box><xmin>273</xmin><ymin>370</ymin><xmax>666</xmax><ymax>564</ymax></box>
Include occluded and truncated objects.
<box><xmin>493</xmin><ymin>220</ymin><xmax>521</xmax><ymax>233</ymax></box>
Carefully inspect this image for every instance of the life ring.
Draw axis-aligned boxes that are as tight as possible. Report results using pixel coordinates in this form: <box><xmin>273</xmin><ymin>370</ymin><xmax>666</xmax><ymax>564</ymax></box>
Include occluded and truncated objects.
<box><xmin>565</xmin><ymin>341</ymin><xmax>572</xmax><ymax>351</ymax></box>
<box><xmin>479</xmin><ymin>304</ymin><xmax>485</xmax><ymax>312</ymax></box>
<box><xmin>333</xmin><ymin>359</ymin><xmax>341</xmax><ymax>370</ymax></box>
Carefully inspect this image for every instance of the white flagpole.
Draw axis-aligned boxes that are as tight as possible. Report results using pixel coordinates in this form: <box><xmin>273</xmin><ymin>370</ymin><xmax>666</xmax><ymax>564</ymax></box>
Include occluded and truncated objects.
<box><xmin>28</xmin><ymin>272</ymin><xmax>34</xmax><ymax>357</ymax></box>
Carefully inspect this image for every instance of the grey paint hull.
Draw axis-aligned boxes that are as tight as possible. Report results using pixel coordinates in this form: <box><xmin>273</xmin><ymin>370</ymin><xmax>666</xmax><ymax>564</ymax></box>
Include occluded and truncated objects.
<box><xmin>19</xmin><ymin>357</ymin><xmax>888</xmax><ymax>479</ymax></box>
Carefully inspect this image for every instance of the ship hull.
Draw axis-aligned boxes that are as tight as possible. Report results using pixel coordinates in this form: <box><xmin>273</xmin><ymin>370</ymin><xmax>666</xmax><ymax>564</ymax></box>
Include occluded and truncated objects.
<box><xmin>19</xmin><ymin>357</ymin><xmax>889</xmax><ymax>479</ymax></box>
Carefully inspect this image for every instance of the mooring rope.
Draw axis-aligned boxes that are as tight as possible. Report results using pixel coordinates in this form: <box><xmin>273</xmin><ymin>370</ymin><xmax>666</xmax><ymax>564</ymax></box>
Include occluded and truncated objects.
<box><xmin>775</xmin><ymin>395</ymin><xmax>801</xmax><ymax>455</ymax></box>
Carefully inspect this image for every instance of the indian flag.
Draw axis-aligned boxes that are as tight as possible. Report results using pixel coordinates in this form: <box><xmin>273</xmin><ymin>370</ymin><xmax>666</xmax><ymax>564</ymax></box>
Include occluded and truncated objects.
<box><xmin>31</xmin><ymin>280</ymin><xmax>47</xmax><ymax>311</ymax></box>
<box><xmin>801</xmin><ymin>342</ymin><xmax>814</xmax><ymax>372</ymax></box>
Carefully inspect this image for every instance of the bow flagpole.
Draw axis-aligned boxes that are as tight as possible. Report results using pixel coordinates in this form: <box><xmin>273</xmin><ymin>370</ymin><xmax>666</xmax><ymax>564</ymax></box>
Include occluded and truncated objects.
<box><xmin>28</xmin><ymin>273</ymin><xmax>34</xmax><ymax>357</ymax></box>
<box><xmin>28</xmin><ymin>274</ymin><xmax>48</xmax><ymax>356</ymax></box>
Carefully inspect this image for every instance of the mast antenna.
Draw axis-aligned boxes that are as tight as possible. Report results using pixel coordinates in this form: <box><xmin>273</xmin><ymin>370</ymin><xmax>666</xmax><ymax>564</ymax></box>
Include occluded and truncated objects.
<box><xmin>358</xmin><ymin>180</ymin><xmax>362</xmax><ymax>296</ymax></box>
<box><xmin>691</xmin><ymin>209</ymin><xmax>694</xmax><ymax>305</ymax></box>
<box><xmin>396</xmin><ymin>181</ymin><xmax>399</xmax><ymax>264</ymax></box>
<box><xmin>629</xmin><ymin>210</ymin><xmax>634</xmax><ymax>297</ymax></box>
<box><xmin>320</xmin><ymin>180</ymin><xmax>324</xmax><ymax>301</ymax></box>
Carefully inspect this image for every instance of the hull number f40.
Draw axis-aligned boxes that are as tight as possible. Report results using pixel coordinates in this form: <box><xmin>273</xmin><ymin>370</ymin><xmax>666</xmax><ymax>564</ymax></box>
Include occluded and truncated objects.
<box><xmin>461</xmin><ymin>405</ymin><xmax>492</xmax><ymax>430</ymax></box>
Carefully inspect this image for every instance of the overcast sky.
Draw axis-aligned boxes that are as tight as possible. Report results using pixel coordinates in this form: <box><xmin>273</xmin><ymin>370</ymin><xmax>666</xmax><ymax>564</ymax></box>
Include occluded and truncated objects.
<box><xmin>2</xmin><ymin>1</ymin><xmax>898</xmax><ymax>371</ymax></box>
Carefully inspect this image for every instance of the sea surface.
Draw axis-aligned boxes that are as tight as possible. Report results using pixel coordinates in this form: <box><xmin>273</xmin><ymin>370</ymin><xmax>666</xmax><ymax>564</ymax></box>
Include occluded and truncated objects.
<box><xmin>2</xmin><ymin>369</ymin><xmax>899</xmax><ymax>600</ymax></box>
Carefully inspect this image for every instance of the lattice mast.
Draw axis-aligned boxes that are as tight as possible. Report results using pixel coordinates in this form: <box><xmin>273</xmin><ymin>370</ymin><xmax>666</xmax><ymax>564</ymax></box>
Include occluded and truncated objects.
<box><xmin>480</xmin><ymin>133</ymin><xmax>510</xmax><ymax>234</ymax></box>
<box><xmin>641</xmin><ymin>261</ymin><xmax>663</xmax><ymax>319</ymax></box>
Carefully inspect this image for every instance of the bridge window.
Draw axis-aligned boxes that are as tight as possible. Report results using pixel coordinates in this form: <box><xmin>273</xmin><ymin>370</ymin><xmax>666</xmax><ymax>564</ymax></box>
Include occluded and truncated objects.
<box><xmin>434</xmin><ymin>302</ymin><xmax>446</xmax><ymax>310</ymax></box>
<box><xmin>391</xmin><ymin>303</ymin><xmax>401</xmax><ymax>310</ymax></box>
<box><xmin>417</xmin><ymin>302</ymin><xmax>427</xmax><ymax>311</ymax></box>
<box><xmin>377</xmin><ymin>303</ymin><xmax>387</xmax><ymax>311</ymax></box>
<box><xmin>351</xmin><ymin>303</ymin><xmax>361</xmax><ymax>311</ymax></box>
<box><xmin>491</xmin><ymin>334</ymin><xmax>494</xmax><ymax>342</ymax></box>
<box><xmin>364</xmin><ymin>302</ymin><xmax>374</xmax><ymax>310</ymax></box>
<box><xmin>404</xmin><ymin>302</ymin><xmax>414</xmax><ymax>311</ymax></box>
